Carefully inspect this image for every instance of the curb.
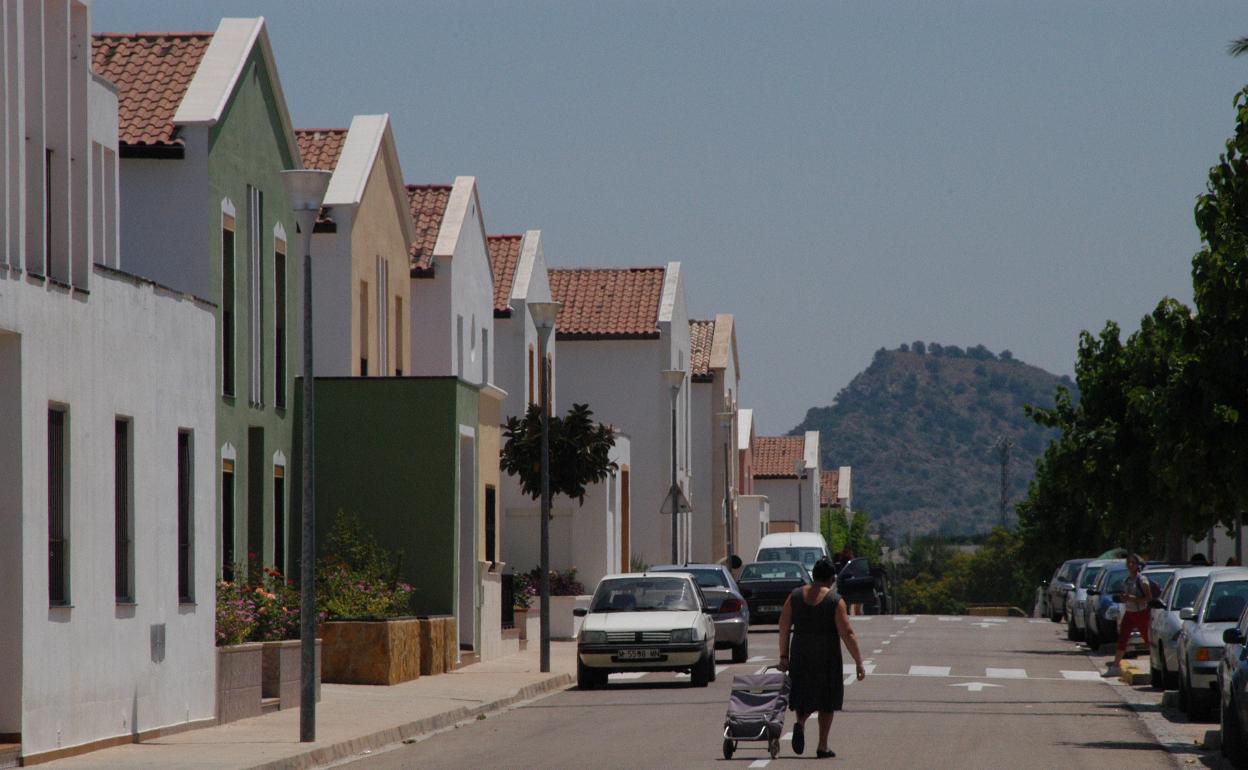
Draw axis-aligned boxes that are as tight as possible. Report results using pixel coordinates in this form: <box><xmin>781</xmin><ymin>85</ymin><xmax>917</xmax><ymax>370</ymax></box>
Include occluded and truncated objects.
<box><xmin>242</xmin><ymin>673</ymin><xmax>573</xmax><ymax>770</ymax></box>
<box><xmin>1118</xmin><ymin>662</ymin><xmax>1149</xmax><ymax>687</ymax></box>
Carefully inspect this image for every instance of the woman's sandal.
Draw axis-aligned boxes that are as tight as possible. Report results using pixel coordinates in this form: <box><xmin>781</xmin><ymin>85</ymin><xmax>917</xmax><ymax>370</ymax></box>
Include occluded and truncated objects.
<box><xmin>816</xmin><ymin>749</ymin><xmax>836</xmax><ymax>758</ymax></box>
<box><xmin>791</xmin><ymin>723</ymin><xmax>805</xmax><ymax>754</ymax></box>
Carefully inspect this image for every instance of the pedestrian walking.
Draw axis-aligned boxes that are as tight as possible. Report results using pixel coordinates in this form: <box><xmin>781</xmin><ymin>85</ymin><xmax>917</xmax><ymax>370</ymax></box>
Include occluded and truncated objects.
<box><xmin>1107</xmin><ymin>553</ymin><xmax>1151</xmax><ymax>676</ymax></box>
<box><xmin>777</xmin><ymin>557</ymin><xmax>866</xmax><ymax>758</ymax></box>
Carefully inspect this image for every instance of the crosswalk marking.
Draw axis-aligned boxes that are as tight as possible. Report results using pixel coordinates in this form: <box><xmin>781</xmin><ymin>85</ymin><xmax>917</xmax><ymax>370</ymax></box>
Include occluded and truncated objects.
<box><xmin>985</xmin><ymin>668</ymin><xmax>1027</xmax><ymax>679</ymax></box>
<box><xmin>937</xmin><ymin>616</ymin><xmax>963</xmax><ymax>621</ymax></box>
<box><xmin>844</xmin><ymin>662</ymin><xmax>876</xmax><ymax>675</ymax></box>
<box><xmin>747</xmin><ymin>655</ymin><xmax>767</xmax><ymax>662</ymax></box>
<box><xmin>1061</xmin><ymin>670</ymin><xmax>1103</xmax><ymax>681</ymax></box>
<box><xmin>882</xmin><ymin>640</ymin><xmax>891</xmax><ymax>645</ymax></box>
<box><xmin>909</xmin><ymin>665</ymin><xmax>951</xmax><ymax>677</ymax></box>
<box><xmin>749</xmin><ymin>760</ymin><xmax>770</xmax><ymax>768</ymax></box>
<box><xmin>872</xmin><ymin>648</ymin><xmax>882</xmax><ymax>654</ymax></box>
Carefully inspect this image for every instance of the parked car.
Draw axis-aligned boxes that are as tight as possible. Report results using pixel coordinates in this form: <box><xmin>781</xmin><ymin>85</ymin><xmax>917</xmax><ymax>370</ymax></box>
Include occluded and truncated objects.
<box><xmin>1081</xmin><ymin>560</ymin><xmax>1127</xmax><ymax>648</ymax></box>
<box><xmin>1178</xmin><ymin>568</ymin><xmax>1248</xmax><ymax>719</ymax></box>
<box><xmin>836</xmin><ymin>556</ymin><xmax>890</xmax><ymax>614</ymax></box>
<box><xmin>755</xmin><ymin>532</ymin><xmax>830</xmax><ymax>572</ymax></box>
<box><xmin>574</xmin><ymin>572</ymin><xmax>718</xmax><ymax>690</ymax></box>
<box><xmin>1150</xmin><ymin>567</ymin><xmax>1215</xmax><ymax>690</ymax></box>
<box><xmin>738</xmin><ymin>561</ymin><xmax>811</xmax><ymax>624</ymax></box>
<box><xmin>1217</xmin><ymin>605</ymin><xmax>1248</xmax><ymax>766</ymax></box>
<box><xmin>1066</xmin><ymin>559</ymin><xmax>1113</xmax><ymax>642</ymax></box>
<box><xmin>650</xmin><ymin>563</ymin><xmax>750</xmax><ymax>662</ymax></box>
<box><xmin>1041</xmin><ymin>558</ymin><xmax>1090</xmax><ymax>623</ymax></box>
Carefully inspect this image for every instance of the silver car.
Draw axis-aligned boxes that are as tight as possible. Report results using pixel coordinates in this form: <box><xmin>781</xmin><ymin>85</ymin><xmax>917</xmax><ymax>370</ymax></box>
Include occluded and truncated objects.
<box><xmin>650</xmin><ymin>564</ymin><xmax>750</xmax><ymax>663</ymax></box>
<box><xmin>1066</xmin><ymin>559</ymin><xmax>1113</xmax><ymax>642</ymax></box>
<box><xmin>1149</xmin><ymin>566</ymin><xmax>1215</xmax><ymax>690</ymax></box>
<box><xmin>1177</xmin><ymin>568</ymin><xmax>1248</xmax><ymax>719</ymax></box>
<box><xmin>1042</xmin><ymin>558</ymin><xmax>1090</xmax><ymax>623</ymax></box>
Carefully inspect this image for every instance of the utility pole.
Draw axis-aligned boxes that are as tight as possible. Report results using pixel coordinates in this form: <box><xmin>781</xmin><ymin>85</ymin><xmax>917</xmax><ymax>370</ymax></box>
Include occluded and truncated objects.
<box><xmin>996</xmin><ymin>437</ymin><xmax>1012</xmax><ymax>528</ymax></box>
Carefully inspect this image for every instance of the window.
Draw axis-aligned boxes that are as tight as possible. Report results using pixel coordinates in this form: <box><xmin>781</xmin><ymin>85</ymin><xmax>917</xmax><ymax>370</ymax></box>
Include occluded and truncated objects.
<box><xmin>273</xmin><ymin>465</ymin><xmax>285</xmax><ymax>574</ymax></box>
<box><xmin>527</xmin><ymin>346</ymin><xmax>535</xmax><ymax>405</ymax></box>
<box><xmin>177</xmin><ymin>431</ymin><xmax>194</xmax><ymax>603</ymax></box>
<box><xmin>247</xmin><ymin>186</ymin><xmax>263</xmax><ymax>405</ymax></box>
<box><xmin>359</xmin><ymin>281</ymin><xmax>369</xmax><ymax>376</ymax></box>
<box><xmin>48</xmin><ymin>407</ymin><xmax>68</xmax><ymax>605</ymax></box>
<box><xmin>376</xmin><ymin>257</ymin><xmax>388</xmax><ymax>376</ymax></box>
<box><xmin>222</xmin><ymin>458</ymin><xmax>235</xmax><ymax>581</ymax></box>
<box><xmin>394</xmin><ymin>296</ymin><xmax>403</xmax><ymax>376</ymax></box>
<box><xmin>274</xmin><ymin>235</ymin><xmax>287</xmax><ymax>408</ymax></box>
<box><xmin>222</xmin><ymin>209</ymin><xmax>236</xmax><ymax>396</ymax></box>
<box><xmin>485</xmin><ymin>486</ymin><xmax>497</xmax><ymax>562</ymax></box>
<box><xmin>115</xmin><ymin>418</ymin><xmax>134</xmax><ymax>602</ymax></box>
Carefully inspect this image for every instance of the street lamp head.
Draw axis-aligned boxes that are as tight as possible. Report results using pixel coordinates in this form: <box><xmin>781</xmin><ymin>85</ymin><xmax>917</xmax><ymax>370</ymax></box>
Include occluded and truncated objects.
<box><xmin>280</xmin><ymin>169</ymin><xmax>332</xmax><ymax>254</ymax></box>
<box><xmin>661</xmin><ymin>368</ymin><xmax>686</xmax><ymax>394</ymax></box>
<box><xmin>528</xmin><ymin>301</ymin><xmax>562</xmax><ymax>346</ymax></box>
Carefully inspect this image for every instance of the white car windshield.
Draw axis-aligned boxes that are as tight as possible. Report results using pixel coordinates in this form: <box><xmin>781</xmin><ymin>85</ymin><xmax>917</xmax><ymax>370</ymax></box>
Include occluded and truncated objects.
<box><xmin>758</xmin><ymin>547</ymin><xmax>823</xmax><ymax>569</ymax></box>
<box><xmin>651</xmin><ymin>568</ymin><xmax>728</xmax><ymax>589</ymax></box>
<box><xmin>1202</xmin><ymin>580</ymin><xmax>1248</xmax><ymax>623</ymax></box>
<box><xmin>590</xmin><ymin>577</ymin><xmax>701</xmax><ymax>612</ymax></box>
<box><xmin>740</xmin><ymin>563</ymin><xmax>806</xmax><ymax>581</ymax></box>
<box><xmin>1172</xmin><ymin>577</ymin><xmax>1207</xmax><ymax>610</ymax></box>
<box><xmin>1079</xmin><ymin>566</ymin><xmax>1103</xmax><ymax>589</ymax></box>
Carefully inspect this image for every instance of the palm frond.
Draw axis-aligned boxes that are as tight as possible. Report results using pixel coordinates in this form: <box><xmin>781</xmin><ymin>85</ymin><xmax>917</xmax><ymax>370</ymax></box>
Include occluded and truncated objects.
<box><xmin>1229</xmin><ymin>37</ymin><xmax>1248</xmax><ymax>57</ymax></box>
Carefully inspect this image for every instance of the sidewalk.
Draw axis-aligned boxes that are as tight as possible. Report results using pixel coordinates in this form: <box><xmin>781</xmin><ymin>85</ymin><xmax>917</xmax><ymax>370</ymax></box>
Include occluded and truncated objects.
<box><xmin>47</xmin><ymin>643</ymin><xmax>578</xmax><ymax>770</ymax></box>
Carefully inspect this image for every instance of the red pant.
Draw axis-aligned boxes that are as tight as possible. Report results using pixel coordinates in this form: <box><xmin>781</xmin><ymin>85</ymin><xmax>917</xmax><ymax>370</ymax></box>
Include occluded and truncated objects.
<box><xmin>1117</xmin><ymin>609</ymin><xmax>1150</xmax><ymax>652</ymax></box>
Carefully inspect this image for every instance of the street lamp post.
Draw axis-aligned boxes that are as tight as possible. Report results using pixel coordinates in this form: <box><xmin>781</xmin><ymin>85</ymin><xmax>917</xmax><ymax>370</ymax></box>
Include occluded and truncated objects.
<box><xmin>794</xmin><ymin>459</ymin><xmax>807</xmax><ymax>533</ymax></box>
<box><xmin>662</xmin><ymin>369</ymin><xmax>685</xmax><ymax>563</ymax></box>
<box><xmin>528</xmin><ymin>301</ymin><xmax>561</xmax><ymax>674</ymax></box>
<box><xmin>281</xmin><ymin>169</ymin><xmax>332</xmax><ymax>743</ymax></box>
<box><xmin>717</xmin><ymin>412</ymin><xmax>734</xmax><ymax>566</ymax></box>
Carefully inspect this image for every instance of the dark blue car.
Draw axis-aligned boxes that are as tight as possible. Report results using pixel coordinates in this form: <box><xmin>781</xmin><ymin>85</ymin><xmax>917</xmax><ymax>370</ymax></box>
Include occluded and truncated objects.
<box><xmin>1217</xmin><ymin>608</ymin><xmax>1248</xmax><ymax>763</ymax></box>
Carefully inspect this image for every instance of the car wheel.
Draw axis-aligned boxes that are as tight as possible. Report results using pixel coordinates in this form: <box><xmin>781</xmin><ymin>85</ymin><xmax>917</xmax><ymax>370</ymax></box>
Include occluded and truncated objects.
<box><xmin>1067</xmin><ymin>614</ymin><xmax>1083</xmax><ymax>642</ymax></box>
<box><xmin>1151</xmin><ymin>658</ymin><xmax>1163</xmax><ymax>689</ymax></box>
<box><xmin>577</xmin><ymin>659</ymin><xmax>601</xmax><ymax>691</ymax></box>
<box><xmin>691</xmin><ymin>653</ymin><xmax>712</xmax><ymax>687</ymax></box>
<box><xmin>731</xmin><ymin>638</ymin><xmax>749</xmax><ymax>664</ymax></box>
<box><xmin>1085</xmin><ymin>625</ymin><xmax>1099</xmax><ymax>649</ymax></box>
<box><xmin>1224</xmin><ymin>693</ymin><xmax>1248</xmax><ymax>765</ymax></box>
<box><xmin>1179</xmin><ymin>667</ymin><xmax>1191</xmax><ymax>712</ymax></box>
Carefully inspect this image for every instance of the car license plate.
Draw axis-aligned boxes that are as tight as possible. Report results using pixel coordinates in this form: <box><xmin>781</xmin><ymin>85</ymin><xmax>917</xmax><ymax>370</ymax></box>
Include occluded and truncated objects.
<box><xmin>760</xmin><ymin>605</ymin><xmax>781</xmax><ymax>613</ymax></box>
<box><xmin>617</xmin><ymin>648</ymin><xmax>661</xmax><ymax>660</ymax></box>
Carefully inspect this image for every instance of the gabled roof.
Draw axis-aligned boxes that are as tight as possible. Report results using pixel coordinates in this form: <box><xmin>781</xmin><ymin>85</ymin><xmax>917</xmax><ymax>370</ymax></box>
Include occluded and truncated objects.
<box><xmin>407</xmin><ymin>184</ymin><xmax>452</xmax><ymax>276</ymax></box>
<box><xmin>295</xmin><ymin>128</ymin><xmax>348</xmax><ymax>171</ymax></box>
<box><xmin>690</xmin><ymin>319</ymin><xmax>715</xmax><ymax>381</ymax></box>
<box><xmin>488</xmin><ymin>234</ymin><xmax>523</xmax><ymax>316</ymax></box>
<box><xmin>549</xmin><ymin>267</ymin><xmax>667</xmax><ymax>340</ymax></box>
<box><xmin>92</xmin><ymin>31</ymin><xmax>214</xmax><ymax>150</ymax></box>
<box><xmin>820</xmin><ymin>470</ymin><xmax>841</xmax><ymax>507</ymax></box>
<box><xmin>753</xmin><ymin>436</ymin><xmax>806</xmax><ymax>478</ymax></box>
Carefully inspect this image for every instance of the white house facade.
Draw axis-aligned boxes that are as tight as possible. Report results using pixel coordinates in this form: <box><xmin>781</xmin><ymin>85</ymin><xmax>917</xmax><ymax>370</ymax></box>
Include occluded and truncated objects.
<box><xmin>689</xmin><ymin>315</ymin><xmax>741</xmax><ymax>565</ymax></box>
<box><xmin>550</xmin><ymin>263</ymin><xmax>693</xmax><ymax>567</ymax></box>
<box><xmin>752</xmin><ymin>432</ymin><xmax>821</xmax><ymax>533</ymax></box>
<box><xmin>0</xmin><ymin>3</ymin><xmax>217</xmax><ymax>760</ymax></box>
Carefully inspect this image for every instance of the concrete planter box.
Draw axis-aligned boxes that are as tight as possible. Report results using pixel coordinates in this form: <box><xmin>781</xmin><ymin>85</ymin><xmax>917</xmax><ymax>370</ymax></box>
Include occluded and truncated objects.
<box><xmin>261</xmin><ymin>639</ymin><xmax>322</xmax><ymax>708</ymax></box>
<box><xmin>417</xmin><ymin>616</ymin><xmax>457</xmax><ymax>676</ymax></box>
<box><xmin>549</xmin><ymin>595</ymin><xmax>591</xmax><ymax>640</ymax></box>
<box><xmin>216</xmin><ymin>643</ymin><xmax>263</xmax><ymax>723</ymax></box>
<box><xmin>513</xmin><ymin>608</ymin><xmax>529</xmax><ymax>640</ymax></box>
<box><xmin>321</xmin><ymin>619</ymin><xmax>422</xmax><ymax>685</ymax></box>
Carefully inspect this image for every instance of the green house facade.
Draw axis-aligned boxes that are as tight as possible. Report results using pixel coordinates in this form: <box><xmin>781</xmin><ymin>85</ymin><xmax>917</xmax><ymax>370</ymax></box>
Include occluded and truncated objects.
<box><xmin>96</xmin><ymin>17</ymin><xmax>303</xmax><ymax>578</ymax></box>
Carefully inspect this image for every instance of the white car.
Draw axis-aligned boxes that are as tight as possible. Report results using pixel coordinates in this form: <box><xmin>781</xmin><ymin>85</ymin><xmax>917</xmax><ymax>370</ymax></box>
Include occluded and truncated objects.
<box><xmin>574</xmin><ymin>572</ymin><xmax>718</xmax><ymax>690</ymax></box>
<box><xmin>755</xmin><ymin>532</ymin><xmax>830</xmax><ymax>572</ymax></box>
<box><xmin>1149</xmin><ymin>566</ymin><xmax>1215</xmax><ymax>690</ymax></box>
<box><xmin>1177</xmin><ymin>568</ymin><xmax>1248</xmax><ymax>719</ymax></box>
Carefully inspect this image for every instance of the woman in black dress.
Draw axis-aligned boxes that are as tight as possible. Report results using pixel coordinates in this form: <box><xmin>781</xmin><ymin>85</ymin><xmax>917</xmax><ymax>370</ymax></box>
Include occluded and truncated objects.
<box><xmin>777</xmin><ymin>557</ymin><xmax>866</xmax><ymax>758</ymax></box>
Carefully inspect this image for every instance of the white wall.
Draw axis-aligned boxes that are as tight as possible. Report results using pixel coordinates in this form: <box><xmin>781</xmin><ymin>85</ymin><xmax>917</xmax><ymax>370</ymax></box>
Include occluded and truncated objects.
<box><xmin>754</xmin><ymin>474</ymin><xmax>817</xmax><ymax>531</ymax></box>
<box><xmin>496</xmin><ymin>230</ymin><xmax>554</xmax><ymax>424</ymax></box>
<box><xmin>309</xmin><ymin>219</ymin><xmax>353</xmax><ymax>377</ymax></box>
<box><xmin>736</xmin><ymin>495</ymin><xmax>770</xmax><ymax>562</ymax></box>
<box><xmin>0</xmin><ymin>268</ymin><xmax>217</xmax><ymax>756</ymax></box>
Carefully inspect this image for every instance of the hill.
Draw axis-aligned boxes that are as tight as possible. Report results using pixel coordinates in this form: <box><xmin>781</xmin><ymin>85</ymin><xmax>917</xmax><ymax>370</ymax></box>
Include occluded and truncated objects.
<box><xmin>793</xmin><ymin>343</ymin><xmax>1073</xmax><ymax>541</ymax></box>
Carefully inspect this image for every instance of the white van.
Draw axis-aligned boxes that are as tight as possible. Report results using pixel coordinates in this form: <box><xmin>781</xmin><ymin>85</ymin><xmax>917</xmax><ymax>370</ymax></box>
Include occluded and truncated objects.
<box><xmin>755</xmin><ymin>532</ymin><xmax>830</xmax><ymax>571</ymax></box>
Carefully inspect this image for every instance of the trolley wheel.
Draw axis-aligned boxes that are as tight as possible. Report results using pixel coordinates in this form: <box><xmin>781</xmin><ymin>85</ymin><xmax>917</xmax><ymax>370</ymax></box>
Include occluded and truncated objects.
<box><xmin>769</xmin><ymin>737</ymin><xmax>780</xmax><ymax>759</ymax></box>
<box><xmin>722</xmin><ymin>738</ymin><xmax>735</xmax><ymax>759</ymax></box>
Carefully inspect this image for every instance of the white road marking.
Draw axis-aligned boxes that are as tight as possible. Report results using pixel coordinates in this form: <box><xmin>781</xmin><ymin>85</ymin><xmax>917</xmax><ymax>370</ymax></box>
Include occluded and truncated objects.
<box><xmin>749</xmin><ymin>760</ymin><xmax>771</xmax><ymax>768</ymax></box>
<box><xmin>872</xmin><ymin>649</ymin><xmax>882</xmax><ymax>654</ymax></box>
<box><xmin>888</xmin><ymin>633</ymin><xmax>898</xmax><ymax>638</ymax></box>
<box><xmin>948</xmin><ymin>681</ymin><xmax>1003</xmax><ymax>692</ymax></box>
<box><xmin>844</xmin><ymin>674</ymin><xmax>856</xmax><ymax>685</ymax></box>
<box><xmin>882</xmin><ymin>640</ymin><xmax>891</xmax><ymax>645</ymax></box>
<box><xmin>893</xmin><ymin>615</ymin><xmax>918</xmax><ymax>623</ymax></box>
<box><xmin>1028</xmin><ymin>620</ymin><xmax>1048</xmax><ymax>624</ymax></box>
<box><xmin>985</xmin><ymin>668</ymin><xmax>1027</xmax><ymax>679</ymax></box>
<box><xmin>979</xmin><ymin>617</ymin><xmax>1008</xmax><ymax>623</ymax></box>
<box><xmin>971</xmin><ymin>622</ymin><xmax>1001</xmax><ymax>629</ymax></box>
<box><xmin>608</xmin><ymin>672</ymin><xmax>647</xmax><ymax>680</ymax></box>
<box><xmin>747</xmin><ymin>655</ymin><xmax>767</xmax><ymax>662</ymax></box>
<box><xmin>937</xmin><ymin>616</ymin><xmax>962</xmax><ymax>621</ymax></box>
<box><xmin>909</xmin><ymin>665</ymin><xmax>951</xmax><ymax>677</ymax></box>
<box><xmin>675</xmin><ymin>669</ymin><xmax>726</xmax><ymax>679</ymax></box>
<box><xmin>1061</xmin><ymin>670</ymin><xmax>1104</xmax><ymax>681</ymax></box>
<box><xmin>843</xmin><ymin>662</ymin><xmax>876</xmax><ymax>675</ymax></box>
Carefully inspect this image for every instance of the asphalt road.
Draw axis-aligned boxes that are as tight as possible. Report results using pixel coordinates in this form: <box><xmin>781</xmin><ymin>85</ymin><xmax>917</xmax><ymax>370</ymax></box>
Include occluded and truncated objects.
<box><xmin>344</xmin><ymin>615</ymin><xmax>1175</xmax><ymax>769</ymax></box>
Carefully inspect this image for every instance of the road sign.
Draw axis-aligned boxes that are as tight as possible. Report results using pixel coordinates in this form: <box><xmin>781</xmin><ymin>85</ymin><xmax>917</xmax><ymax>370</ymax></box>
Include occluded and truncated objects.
<box><xmin>659</xmin><ymin>485</ymin><xmax>692</xmax><ymax>515</ymax></box>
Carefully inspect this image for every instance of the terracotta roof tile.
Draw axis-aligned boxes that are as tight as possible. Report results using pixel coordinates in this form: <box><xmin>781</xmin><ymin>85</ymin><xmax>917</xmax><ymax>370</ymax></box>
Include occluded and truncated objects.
<box><xmin>407</xmin><ymin>185</ymin><xmax>452</xmax><ymax>275</ymax></box>
<box><xmin>488</xmin><ymin>235</ymin><xmax>523</xmax><ymax>316</ymax></box>
<box><xmin>689</xmin><ymin>319</ymin><xmax>715</xmax><ymax>380</ymax></box>
<box><xmin>92</xmin><ymin>32</ymin><xmax>214</xmax><ymax>148</ymax></box>
<box><xmin>753</xmin><ymin>436</ymin><xmax>806</xmax><ymax>478</ymax></box>
<box><xmin>295</xmin><ymin>129</ymin><xmax>348</xmax><ymax>171</ymax></box>
<box><xmin>549</xmin><ymin>267</ymin><xmax>666</xmax><ymax>339</ymax></box>
<box><xmin>820</xmin><ymin>470</ymin><xmax>841</xmax><ymax>506</ymax></box>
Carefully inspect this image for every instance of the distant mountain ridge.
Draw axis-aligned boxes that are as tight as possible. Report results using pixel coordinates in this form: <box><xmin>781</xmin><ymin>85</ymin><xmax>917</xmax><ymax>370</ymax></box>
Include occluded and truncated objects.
<box><xmin>793</xmin><ymin>343</ymin><xmax>1072</xmax><ymax>541</ymax></box>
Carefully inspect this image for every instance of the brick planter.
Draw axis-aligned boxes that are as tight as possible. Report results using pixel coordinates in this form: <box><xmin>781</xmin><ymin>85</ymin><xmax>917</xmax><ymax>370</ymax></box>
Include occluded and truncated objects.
<box><xmin>261</xmin><ymin>639</ymin><xmax>322</xmax><ymax>708</ymax></box>
<box><xmin>417</xmin><ymin>616</ymin><xmax>457</xmax><ymax>675</ymax></box>
<box><xmin>513</xmin><ymin>608</ymin><xmax>529</xmax><ymax>640</ymax></box>
<box><xmin>321</xmin><ymin>619</ymin><xmax>422</xmax><ymax>685</ymax></box>
<box><xmin>216</xmin><ymin>643</ymin><xmax>263</xmax><ymax>723</ymax></box>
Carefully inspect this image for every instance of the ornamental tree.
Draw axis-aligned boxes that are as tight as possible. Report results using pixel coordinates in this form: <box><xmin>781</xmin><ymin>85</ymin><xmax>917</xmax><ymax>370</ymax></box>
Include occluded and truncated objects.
<box><xmin>500</xmin><ymin>403</ymin><xmax>617</xmax><ymax>504</ymax></box>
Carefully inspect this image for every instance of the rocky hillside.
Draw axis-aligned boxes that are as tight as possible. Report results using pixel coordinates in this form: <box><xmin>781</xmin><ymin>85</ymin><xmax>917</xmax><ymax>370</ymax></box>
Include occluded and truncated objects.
<box><xmin>793</xmin><ymin>343</ymin><xmax>1072</xmax><ymax>541</ymax></box>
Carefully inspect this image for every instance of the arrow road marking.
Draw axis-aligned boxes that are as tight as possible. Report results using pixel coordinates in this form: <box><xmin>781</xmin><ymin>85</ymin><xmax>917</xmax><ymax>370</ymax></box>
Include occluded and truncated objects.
<box><xmin>949</xmin><ymin>681</ymin><xmax>1003</xmax><ymax>693</ymax></box>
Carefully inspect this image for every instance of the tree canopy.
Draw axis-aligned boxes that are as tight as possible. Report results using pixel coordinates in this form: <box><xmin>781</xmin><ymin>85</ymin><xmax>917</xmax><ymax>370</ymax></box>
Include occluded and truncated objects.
<box><xmin>500</xmin><ymin>403</ymin><xmax>617</xmax><ymax>504</ymax></box>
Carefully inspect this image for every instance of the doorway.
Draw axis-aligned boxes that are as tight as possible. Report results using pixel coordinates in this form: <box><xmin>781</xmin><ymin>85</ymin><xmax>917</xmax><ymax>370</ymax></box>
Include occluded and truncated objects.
<box><xmin>458</xmin><ymin>432</ymin><xmax>476</xmax><ymax>651</ymax></box>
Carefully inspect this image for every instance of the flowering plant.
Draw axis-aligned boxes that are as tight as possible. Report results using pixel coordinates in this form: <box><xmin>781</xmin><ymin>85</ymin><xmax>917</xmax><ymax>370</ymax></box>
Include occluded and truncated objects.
<box><xmin>316</xmin><ymin>510</ymin><xmax>415</xmax><ymax>620</ymax></box>
<box><xmin>512</xmin><ymin>573</ymin><xmax>538</xmax><ymax>609</ymax></box>
<box><xmin>216</xmin><ymin>579</ymin><xmax>259</xmax><ymax>646</ymax></box>
<box><xmin>524</xmin><ymin>566</ymin><xmax>585</xmax><ymax>597</ymax></box>
<box><xmin>252</xmin><ymin>565</ymin><xmax>302</xmax><ymax>641</ymax></box>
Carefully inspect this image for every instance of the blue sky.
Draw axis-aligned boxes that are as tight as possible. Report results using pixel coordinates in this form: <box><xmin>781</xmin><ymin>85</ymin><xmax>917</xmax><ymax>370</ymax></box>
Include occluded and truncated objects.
<box><xmin>94</xmin><ymin>1</ymin><xmax>1248</xmax><ymax>435</ymax></box>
